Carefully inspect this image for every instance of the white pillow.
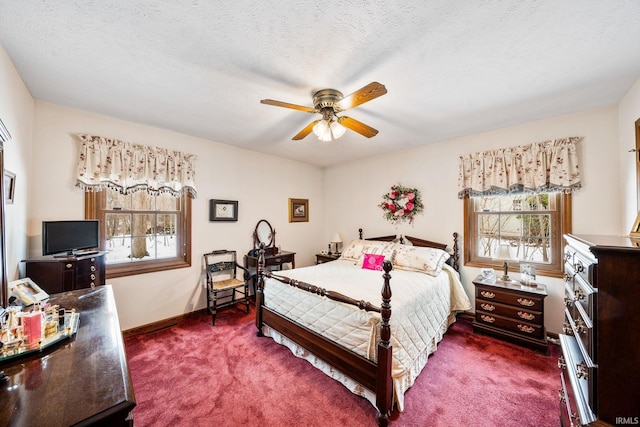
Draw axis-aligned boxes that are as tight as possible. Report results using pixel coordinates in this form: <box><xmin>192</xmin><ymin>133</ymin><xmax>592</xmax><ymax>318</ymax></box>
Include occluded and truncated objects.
<box><xmin>340</xmin><ymin>239</ymin><xmax>393</xmax><ymax>262</ymax></box>
<box><xmin>391</xmin><ymin>243</ymin><xmax>450</xmax><ymax>276</ymax></box>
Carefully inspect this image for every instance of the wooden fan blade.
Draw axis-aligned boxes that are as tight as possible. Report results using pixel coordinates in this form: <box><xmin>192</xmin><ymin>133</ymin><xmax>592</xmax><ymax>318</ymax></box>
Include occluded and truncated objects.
<box><xmin>260</xmin><ymin>99</ymin><xmax>316</xmax><ymax>113</ymax></box>
<box><xmin>338</xmin><ymin>116</ymin><xmax>379</xmax><ymax>138</ymax></box>
<box><xmin>335</xmin><ymin>82</ymin><xmax>387</xmax><ymax>111</ymax></box>
<box><xmin>292</xmin><ymin>120</ymin><xmax>320</xmax><ymax>140</ymax></box>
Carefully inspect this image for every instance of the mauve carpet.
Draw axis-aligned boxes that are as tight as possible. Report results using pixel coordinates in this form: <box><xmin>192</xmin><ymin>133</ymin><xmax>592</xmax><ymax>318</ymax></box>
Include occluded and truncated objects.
<box><xmin>124</xmin><ymin>307</ymin><xmax>561</xmax><ymax>427</ymax></box>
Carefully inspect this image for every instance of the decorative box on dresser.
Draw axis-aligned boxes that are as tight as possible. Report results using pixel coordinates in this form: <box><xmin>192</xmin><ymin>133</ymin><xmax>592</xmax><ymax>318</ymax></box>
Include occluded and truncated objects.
<box><xmin>472</xmin><ymin>275</ymin><xmax>548</xmax><ymax>352</ymax></box>
<box><xmin>560</xmin><ymin>234</ymin><xmax>640</xmax><ymax>427</ymax></box>
<box><xmin>21</xmin><ymin>252</ymin><xmax>106</xmax><ymax>294</ymax></box>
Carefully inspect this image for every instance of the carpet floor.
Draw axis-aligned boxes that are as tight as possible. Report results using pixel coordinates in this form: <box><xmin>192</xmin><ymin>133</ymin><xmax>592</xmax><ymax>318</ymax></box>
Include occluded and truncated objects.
<box><xmin>124</xmin><ymin>307</ymin><xmax>561</xmax><ymax>426</ymax></box>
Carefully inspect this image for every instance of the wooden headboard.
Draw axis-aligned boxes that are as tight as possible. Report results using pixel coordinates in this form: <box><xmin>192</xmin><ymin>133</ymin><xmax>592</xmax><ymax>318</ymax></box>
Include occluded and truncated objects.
<box><xmin>358</xmin><ymin>228</ymin><xmax>459</xmax><ymax>271</ymax></box>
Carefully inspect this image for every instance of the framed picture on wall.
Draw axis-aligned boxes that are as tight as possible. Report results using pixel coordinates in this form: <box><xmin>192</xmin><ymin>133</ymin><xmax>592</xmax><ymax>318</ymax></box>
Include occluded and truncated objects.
<box><xmin>4</xmin><ymin>170</ymin><xmax>15</xmax><ymax>204</ymax></box>
<box><xmin>630</xmin><ymin>211</ymin><xmax>640</xmax><ymax>238</ymax></box>
<box><xmin>0</xmin><ymin>118</ymin><xmax>11</xmax><ymax>143</ymax></box>
<box><xmin>288</xmin><ymin>198</ymin><xmax>309</xmax><ymax>222</ymax></box>
<box><xmin>209</xmin><ymin>199</ymin><xmax>238</xmax><ymax>222</ymax></box>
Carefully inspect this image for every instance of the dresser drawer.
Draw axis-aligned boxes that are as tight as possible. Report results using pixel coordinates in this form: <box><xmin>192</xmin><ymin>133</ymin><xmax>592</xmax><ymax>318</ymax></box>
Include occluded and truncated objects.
<box><xmin>559</xmin><ymin>370</ymin><xmax>579</xmax><ymax>427</ymax></box>
<box><xmin>476</xmin><ymin>298</ymin><xmax>543</xmax><ymax>326</ymax></box>
<box><xmin>475</xmin><ymin>311</ymin><xmax>545</xmax><ymax>340</ymax></box>
<box><xmin>564</xmin><ymin>306</ymin><xmax>595</xmax><ymax>363</ymax></box>
<box><xmin>573</xmin><ymin>274</ymin><xmax>596</xmax><ymax>321</ymax></box>
<box><xmin>572</xmin><ymin>249</ymin><xmax>598</xmax><ymax>288</ymax></box>
<box><xmin>76</xmin><ymin>257</ymin><xmax>99</xmax><ymax>274</ymax></box>
<box><xmin>475</xmin><ymin>285</ymin><xmax>544</xmax><ymax>311</ymax></box>
<box><xmin>559</xmin><ymin>333</ymin><xmax>596</xmax><ymax>425</ymax></box>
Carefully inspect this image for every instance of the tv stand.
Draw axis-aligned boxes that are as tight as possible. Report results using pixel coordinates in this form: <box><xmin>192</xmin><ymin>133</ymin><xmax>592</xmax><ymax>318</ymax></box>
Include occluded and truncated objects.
<box><xmin>21</xmin><ymin>252</ymin><xmax>106</xmax><ymax>294</ymax></box>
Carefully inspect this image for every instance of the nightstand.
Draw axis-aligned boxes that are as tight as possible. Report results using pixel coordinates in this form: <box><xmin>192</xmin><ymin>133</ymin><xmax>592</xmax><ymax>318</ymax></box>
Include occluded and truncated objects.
<box><xmin>472</xmin><ymin>275</ymin><xmax>548</xmax><ymax>353</ymax></box>
<box><xmin>315</xmin><ymin>253</ymin><xmax>340</xmax><ymax>264</ymax></box>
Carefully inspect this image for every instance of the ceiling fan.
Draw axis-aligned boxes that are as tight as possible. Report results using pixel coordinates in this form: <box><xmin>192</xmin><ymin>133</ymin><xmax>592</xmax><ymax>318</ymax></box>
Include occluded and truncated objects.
<box><xmin>260</xmin><ymin>82</ymin><xmax>387</xmax><ymax>141</ymax></box>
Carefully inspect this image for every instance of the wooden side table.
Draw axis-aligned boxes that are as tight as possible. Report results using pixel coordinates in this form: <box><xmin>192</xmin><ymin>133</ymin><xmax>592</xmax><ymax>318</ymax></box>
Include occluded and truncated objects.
<box><xmin>315</xmin><ymin>253</ymin><xmax>341</xmax><ymax>264</ymax></box>
<box><xmin>472</xmin><ymin>275</ymin><xmax>548</xmax><ymax>353</ymax></box>
<box><xmin>244</xmin><ymin>250</ymin><xmax>296</xmax><ymax>296</ymax></box>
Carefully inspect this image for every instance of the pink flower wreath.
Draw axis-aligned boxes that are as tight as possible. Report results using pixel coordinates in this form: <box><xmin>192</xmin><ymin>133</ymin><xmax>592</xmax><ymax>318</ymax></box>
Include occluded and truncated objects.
<box><xmin>379</xmin><ymin>184</ymin><xmax>424</xmax><ymax>225</ymax></box>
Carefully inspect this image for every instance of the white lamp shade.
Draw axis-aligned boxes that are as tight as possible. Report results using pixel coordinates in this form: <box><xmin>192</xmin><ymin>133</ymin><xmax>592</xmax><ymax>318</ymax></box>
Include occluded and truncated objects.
<box><xmin>331</xmin><ymin>233</ymin><xmax>342</xmax><ymax>243</ymax></box>
<box><xmin>494</xmin><ymin>243</ymin><xmax>512</xmax><ymax>260</ymax></box>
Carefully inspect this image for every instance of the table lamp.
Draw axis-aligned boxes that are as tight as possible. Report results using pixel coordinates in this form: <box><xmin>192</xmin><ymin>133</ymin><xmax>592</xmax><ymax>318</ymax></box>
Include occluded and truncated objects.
<box><xmin>331</xmin><ymin>233</ymin><xmax>343</xmax><ymax>256</ymax></box>
<box><xmin>494</xmin><ymin>243</ymin><xmax>513</xmax><ymax>282</ymax></box>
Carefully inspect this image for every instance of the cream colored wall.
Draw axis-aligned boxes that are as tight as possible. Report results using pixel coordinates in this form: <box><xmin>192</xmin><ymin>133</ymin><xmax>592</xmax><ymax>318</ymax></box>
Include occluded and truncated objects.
<box><xmin>4</xmin><ymin>39</ymin><xmax>639</xmax><ymax>334</ymax></box>
<box><xmin>618</xmin><ymin>77</ymin><xmax>640</xmax><ymax>228</ymax></box>
<box><xmin>324</xmin><ymin>106</ymin><xmax>622</xmax><ymax>335</ymax></box>
<box><xmin>28</xmin><ymin>102</ymin><xmax>324</xmax><ymax>330</ymax></box>
<box><xmin>0</xmin><ymin>44</ymin><xmax>33</xmax><ymax>283</ymax></box>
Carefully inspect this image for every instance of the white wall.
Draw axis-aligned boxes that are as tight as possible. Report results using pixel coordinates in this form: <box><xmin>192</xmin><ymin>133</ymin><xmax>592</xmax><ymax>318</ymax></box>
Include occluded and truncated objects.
<box><xmin>324</xmin><ymin>106</ymin><xmax>622</xmax><ymax>334</ymax></box>
<box><xmin>5</xmin><ymin>39</ymin><xmax>640</xmax><ymax>334</ymax></box>
<box><xmin>0</xmin><ymin>44</ymin><xmax>33</xmax><ymax>283</ymax></box>
<box><xmin>618</xmin><ymin>77</ymin><xmax>640</xmax><ymax>228</ymax></box>
<box><xmin>28</xmin><ymin>102</ymin><xmax>324</xmax><ymax>330</ymax></box>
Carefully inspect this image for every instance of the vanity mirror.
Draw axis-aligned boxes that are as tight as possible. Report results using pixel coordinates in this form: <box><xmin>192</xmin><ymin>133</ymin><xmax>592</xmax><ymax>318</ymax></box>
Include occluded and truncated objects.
<box><xmin>254</xmin><ymin>219</ymin><xmax>276</xmax><ymax>255</ymax></box>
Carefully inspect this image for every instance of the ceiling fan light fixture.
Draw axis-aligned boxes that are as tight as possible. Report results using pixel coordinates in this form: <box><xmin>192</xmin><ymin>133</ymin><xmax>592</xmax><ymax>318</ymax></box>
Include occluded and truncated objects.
<box><xmin>330</xmin><ymin>119</ymin><xmax>346</xmax><ymax>139</ymax></box>
<box><xmin>313</xmin><ymin>119</ymin><xmax>330</xmax><ymax>140</ymax></box>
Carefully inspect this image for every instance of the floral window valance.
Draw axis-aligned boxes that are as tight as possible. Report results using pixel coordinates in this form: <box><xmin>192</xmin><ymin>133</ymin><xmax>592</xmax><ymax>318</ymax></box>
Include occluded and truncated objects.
<box><xmin>76</xmin><ymin>134</ymin><xmax>197</xmax><ymax>198</ymax></box>
<box><xmin>458</xmin><ymin>137</ymin><xmax>581</xmax><ymax>199</ymax></box>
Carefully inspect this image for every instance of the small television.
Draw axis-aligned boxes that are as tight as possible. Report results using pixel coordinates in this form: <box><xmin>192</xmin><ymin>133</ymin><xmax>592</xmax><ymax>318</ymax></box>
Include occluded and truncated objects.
<box><xmin>42</xmin><ymin>220</ymin><xmax>100</xmax><ymax>257</ymax></box>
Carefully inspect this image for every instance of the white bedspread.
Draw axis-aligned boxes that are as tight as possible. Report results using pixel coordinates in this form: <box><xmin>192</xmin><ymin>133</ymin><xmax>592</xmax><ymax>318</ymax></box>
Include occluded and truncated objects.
<box><xmin>261</xmin><ymin>259</ymin><xmax>471</xmax><ymax>411</ymax></box>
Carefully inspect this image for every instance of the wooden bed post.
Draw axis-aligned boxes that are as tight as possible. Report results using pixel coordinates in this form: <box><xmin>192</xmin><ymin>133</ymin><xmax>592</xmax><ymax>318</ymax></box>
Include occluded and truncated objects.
<box><xmin>452</xmin><ymin>232</ymin><xmax>459</xmax><ymax>271</ymax></box>
<box><xmin>376</xmin><ymin>260</ymin><xmax>393</xmax><ymax>427</ymax></box>
<box><xmin>255</xmin><ymin>243</ymin><xmax>265</xmax><ymax>337</ymax></box>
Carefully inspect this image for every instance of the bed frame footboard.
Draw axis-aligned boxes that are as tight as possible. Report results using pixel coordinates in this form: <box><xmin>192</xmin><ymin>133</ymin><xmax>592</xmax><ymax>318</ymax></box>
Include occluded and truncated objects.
<box><xmin>255</xmin><ymin>245</ymin><xmax>394</xmax><ymax>426</ymax></box>
<box><xmin>254</xmin><ymin>231</ymin><xmax>459</xmax><ymax>426</ymax></box>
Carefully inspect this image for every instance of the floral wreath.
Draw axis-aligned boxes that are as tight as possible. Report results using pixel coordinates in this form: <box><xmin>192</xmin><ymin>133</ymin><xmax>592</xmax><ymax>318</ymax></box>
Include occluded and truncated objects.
<box><xmin>379</xmin><ymin>184</ymin><xmax>424</xmax><ymax>224</ymax></box>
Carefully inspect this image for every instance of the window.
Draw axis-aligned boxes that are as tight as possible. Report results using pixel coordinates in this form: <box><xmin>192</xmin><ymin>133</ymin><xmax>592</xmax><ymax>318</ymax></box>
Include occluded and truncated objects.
<box><xmin>464</xmin><ymin>192</ymin><xmax>571</xmax><ymax>277</ymax></box>
<box><xmin>85</xmin><ymin>189</ymin><xmax>192</xmax><ymax>278</ymax></box>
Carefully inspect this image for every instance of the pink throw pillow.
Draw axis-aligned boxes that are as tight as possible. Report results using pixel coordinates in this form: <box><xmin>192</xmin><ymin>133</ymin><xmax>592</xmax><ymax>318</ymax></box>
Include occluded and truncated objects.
<box><xmin>362</xmin><ymin>253</ymin><xmax>385</xmax><ymax>271</ymax></box>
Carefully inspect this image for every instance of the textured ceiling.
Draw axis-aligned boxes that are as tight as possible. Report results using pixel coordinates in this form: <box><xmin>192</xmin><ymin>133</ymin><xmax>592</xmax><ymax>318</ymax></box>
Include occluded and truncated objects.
<box><xmin>1</xmin><ymin>1</ymin><xmax>640</xmax><ymax>167</ymax></box>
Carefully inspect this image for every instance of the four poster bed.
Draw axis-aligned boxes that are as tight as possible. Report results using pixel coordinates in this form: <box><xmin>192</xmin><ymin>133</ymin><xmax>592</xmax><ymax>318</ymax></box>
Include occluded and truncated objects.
<box><xmin>255</xmin><ymin>230</ymin><xmax>471</xmax><ymax>426</ymax></box>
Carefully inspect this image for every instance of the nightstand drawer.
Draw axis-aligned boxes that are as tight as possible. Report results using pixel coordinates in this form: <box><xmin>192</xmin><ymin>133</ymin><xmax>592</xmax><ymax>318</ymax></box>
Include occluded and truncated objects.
<box><xmin>316</xmin><ymin>253</ymin><xmax>340</xmax><ymax>264</ymax></box>
<box><xmin>475</xmin><ymin>312</ymin><xmax>545</xmax><ymax>340</ymax></box>
<box><xmin>476</xmin><ymin>298</ymin><xmax>543</xmax><ymax>325</ymax></box>
<box><xmin>475</xmin><ymin>285</ymin><xmax>544</xmax><ymax>311</ymax></box>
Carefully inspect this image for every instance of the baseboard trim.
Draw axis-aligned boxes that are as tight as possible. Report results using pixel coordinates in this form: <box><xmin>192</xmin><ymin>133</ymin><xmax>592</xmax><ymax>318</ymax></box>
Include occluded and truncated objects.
<box><xmin>123</xmin><ymin>308</ymin><xmax>207</xmax><ymax>338</ymax></box>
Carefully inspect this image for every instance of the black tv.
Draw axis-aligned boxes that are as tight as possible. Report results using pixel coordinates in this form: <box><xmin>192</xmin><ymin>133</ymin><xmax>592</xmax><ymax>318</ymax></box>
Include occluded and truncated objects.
<box><xmin>42</xmin><ymin>220</ymin><xmax>100</xmax><ymax>257</ymax></box>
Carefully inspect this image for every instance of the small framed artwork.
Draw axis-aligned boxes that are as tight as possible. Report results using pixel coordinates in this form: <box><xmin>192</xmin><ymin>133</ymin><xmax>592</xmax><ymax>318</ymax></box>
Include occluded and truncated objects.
<box><xmin>4</xmin><ymin>170</ymin><xmax>15</xmax><ymax>204</ymax></box>
<box><xmin>0</xmin><ymin>118</ymin><xmax>11</xmax><ymax>143</ymax></box>
<box><xmin>631</xmin><ymin>211</ymin><xmax>640</xmax><ymax>238</ymax></box>
<box><xmin>288</xmin><ymin>198</ymin><xmax>309</xmax><ymax>223</ymax></box>
<box><xmin>209</xmin><ymin>199</ymin><xmax>238</xmax><ymax>222</ymax></box>
<box><xmin>9</xmin><ymin>278</ymin><xmax>49</xmax><ymax>306</ymax></box>
<box><xmin>520</xmin><ymin>262</ymin><xmax>537</xmax><ymax>286</ymax></box>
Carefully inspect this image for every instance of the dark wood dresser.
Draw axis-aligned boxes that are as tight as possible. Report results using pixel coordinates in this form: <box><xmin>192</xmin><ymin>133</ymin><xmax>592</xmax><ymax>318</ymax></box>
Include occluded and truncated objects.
<box><xmin>21</xmin><ymin>252</ymin><xmax>106</xmax><ymax>294</ymax></box>
<box><xmin>472</xmin><ymin>275</ymin><xmax>548</xmax><ymax>352</ymax></box>
<box><xmin>0</xmin><ymin>285</ymin><xmax>135</xmax><ymax>426</ymax></box>
<box><xmin>560</xmin><ymin>234</ymin><xmax>640</xmax><ymax>426</ymax></box>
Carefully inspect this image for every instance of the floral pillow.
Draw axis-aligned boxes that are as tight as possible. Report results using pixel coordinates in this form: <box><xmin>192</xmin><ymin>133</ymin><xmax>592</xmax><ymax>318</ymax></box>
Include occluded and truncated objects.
<box><xmin>392</xmin><ymin>243</ymin><xmax>450</xmax><ymax>276</ymax></box>
<box><xmin>361</xmin><ymin>253</ymin><xmax>385</xmax><ymax>271</ymax></box>
<box><xmin>340</xmin><ymin>239</ymin><xmax>393</xmax><ymax>262</ymax></box>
